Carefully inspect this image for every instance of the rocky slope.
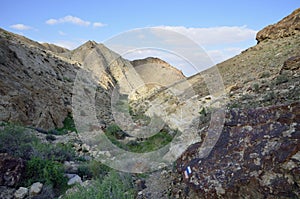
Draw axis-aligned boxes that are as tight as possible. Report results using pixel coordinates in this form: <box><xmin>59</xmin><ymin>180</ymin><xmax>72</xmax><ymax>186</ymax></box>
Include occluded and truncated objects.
<box><xmin>0</xmin><ymin>7</ymin><xmax>299</xmax><ymax>199</ymax></box>
<box><xmin>0</xmin><ymin>28</ymin><xmax>187</xmax><ymax>131</ymax></box>
<box><xmin>162</xmin><ymin>8</ymin><xmax>300</xmax><ymax>198</ymax></box>
<box><xmin>0</xmin><ymin>29</ymin><xmax>78</xmax><ymax>130</ymax></box>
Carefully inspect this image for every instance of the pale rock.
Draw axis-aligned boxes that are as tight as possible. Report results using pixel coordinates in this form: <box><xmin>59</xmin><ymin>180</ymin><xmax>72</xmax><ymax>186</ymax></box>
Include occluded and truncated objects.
<box><xmin>29</xmin><ymin>182</ymin><xmax>43</xmax><ymax>196</ymax></box>
<box><xmin>14</xmin><ymin>187</ymin><xmax>28</xmax><ymax>199</ymax></box>
<box><xmin>67</xmin><ymin>175</ymin><xmax>82</xmax><ymax>186</ymax></box>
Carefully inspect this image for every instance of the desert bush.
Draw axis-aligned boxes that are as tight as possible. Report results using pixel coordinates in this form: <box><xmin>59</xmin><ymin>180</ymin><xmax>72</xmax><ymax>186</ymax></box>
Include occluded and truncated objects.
<box><xmin>32</xmin><ymin>142</ymin><xmax>75</xmax><ymax>162</ymax></box>
<box><xmin>105</xmin><ymin>123</ymin><xmax>175</xmax><ymax>153</ymax></box>
<box><xmin>0</xmin><ymin>125</ymin><xmax>38</xmax><ymax>159</ymax></box>
<box><xmin>252</xmin><ymin>83</ymin><xmax>260</xmax><ymax>92</ymax></box>
<box><xmin>23</xmin><ymin>157</ymin><xmax>67</xmax><ymax>189</ymax></box>
<box><xmin>259</xmin><ymin>71</ymin><xmax>271</xmax><ymax>78</ymax></box>
<box><xmin>78</xmin><ymin>160</ymin><xmax>111</xmax><ymax>180</ymax></box>
<box><xmin>275</xmin><ymin>73</ymin><xmax>289</xmax><ymax>85</ymax></box>
<box><xmin>63</xmin><ymin>171</ymin><xmax>135</xmax><ymax>199</ymax></box>
<box><xmin>54</xmin><ymin>114</ymin><xmax>77</xmax><ymax>135</ymax></box>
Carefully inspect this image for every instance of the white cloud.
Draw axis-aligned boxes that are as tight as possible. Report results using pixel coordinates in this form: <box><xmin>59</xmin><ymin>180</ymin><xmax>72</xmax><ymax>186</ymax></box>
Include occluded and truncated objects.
<box><xmin>93</xmin><ymin>22</ymin><xmax>106</xmax><ymax>27</ymax></box>
<box><xmin>10</xmin><ymin>24</ymin><xmax>32</xmax><ymax>30</ymax></box>
<box><xmin>154</xmin><ymin>25</ymin><xmax>257</xmax><ymax>45</ymax></box>
<box><xmin>58</xmin><ymin>31</ymin><xmax>66</xmax><ymax>36</ymax></box>
<box><xmin>46</xmin><ymin>15</ymin><xmax>91</xmax><ymax>26</ymax></box>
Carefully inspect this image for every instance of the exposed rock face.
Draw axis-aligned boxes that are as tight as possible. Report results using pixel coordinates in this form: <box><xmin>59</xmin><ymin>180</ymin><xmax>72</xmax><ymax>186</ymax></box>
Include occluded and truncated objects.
<box><xmin>256</xmin><ymin>8</ymin><xmax>300</xmax><ymax>43</ymax></box>
<box><xmin>177</xmin><ymin>102</ymin><xmax>300</xmax><ymax>198</ymax></box>
<box><xmin>40</xmin><ymin>43</ymin><xmax>69</xmax><ymax>54</ymax></box>
<box><xmin>0</xmin><ymin>29</ymin><xmax>79</xmax><ymax>130</ymax></box>
<box><xmin>0</xmin><ymin>153</ymin><xmax>25</xmax><ymax>187</ymax></box>
<box><xmin>131</xmin><ymin>57</ymin><xmax>185</xmax><ymax>85</ymax></box>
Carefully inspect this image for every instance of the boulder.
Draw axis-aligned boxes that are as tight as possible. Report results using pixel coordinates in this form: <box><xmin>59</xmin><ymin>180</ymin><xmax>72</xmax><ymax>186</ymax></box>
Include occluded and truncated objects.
<box><xmin>0</xmin><ymin>186</ymin><xmax>15</xmax><ymax>199</ymax></box>
<box><xmin>0</xmin><ymin>153</ymin><xmax>25</xmax><ymax>186</ymax></box>
<box><xmin>29</xmin><ymin>182</ymin><xmax>43</xmax><ymax>196</ymax></box>
<box><xmin>176</xmin><ymin>102</ymin><xmax>300</xmax><ymax>198</ymax></box>
<box><xmin>67</xmin><ymin>175</ymin><xmax>82</xmax><ymax>186</ymax></box>
<box><xmin>14</xmin><ymin>187</ymin><xmax>28</xmax><ymax>199</ymax></box>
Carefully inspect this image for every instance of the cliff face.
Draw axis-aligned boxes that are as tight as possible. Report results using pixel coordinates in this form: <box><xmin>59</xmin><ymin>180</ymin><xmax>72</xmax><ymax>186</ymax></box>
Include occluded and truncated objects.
<box><xmin>0</xmin><ymin>29</ymin><xmax>78</xmax><ymax>130</ymax></box>
<box><xmin>256</xmin><ymin>8</ymin><xmax>300</xmax><ymax>43</ymax></box>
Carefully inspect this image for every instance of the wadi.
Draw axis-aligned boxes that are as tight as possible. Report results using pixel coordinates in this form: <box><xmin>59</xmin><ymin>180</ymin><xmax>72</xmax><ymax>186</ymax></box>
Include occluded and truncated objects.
<box><xmin>0</xmin><ymin>8</ymin><xmax>299</xmax><ymax>199</ymax></box>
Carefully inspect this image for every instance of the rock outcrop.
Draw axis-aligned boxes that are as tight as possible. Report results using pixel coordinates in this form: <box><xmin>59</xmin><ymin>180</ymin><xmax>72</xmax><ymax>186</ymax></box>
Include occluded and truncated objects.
<box><xmin>0</xmin><ymin>153</ymin><xmax>25</xmax><ymax>187</ymax></box>
<box><xmin>176</xmin><ymin>102</ymin><xmax>299</xmax><ymax>198</ymax></box>
<box><xmin>168</xmin><ymin>8</ymin><xmax>300</xmax><ymax>198</ymax></box>
<box><xmin>256</xmin><ymin>8</ymin><xmax>300</xmax><ymax>43</ymax></box>
<box><xmin>0</xmin><ymin>29</ymin><xmax>79</xmax><ymax>130</ymax></box>
<box><xmin>131</xmin><ymin>57</ymin><xmax>185</xmax><ymax>85</ymax></box>
<box><xmin>40</xmin><ymin>43</ymin><xmax>69</xmax><ymax>54</ymax></box>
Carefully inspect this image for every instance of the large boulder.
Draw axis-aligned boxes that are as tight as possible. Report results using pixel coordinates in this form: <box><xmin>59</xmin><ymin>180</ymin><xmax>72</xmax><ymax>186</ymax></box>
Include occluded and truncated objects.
<box><xmin>176</xmin><ymin>102</ymin><xmax>300</xmax><ymax>198</ymax></box>
<box><xmin>0</xmin><ymin>153</ymin><xmax>25</xmax><ymax>187</ymax></box>
<box><xmin>256</xmin><ymin>8</ymin><xmax>300</xmax><ymax>43</ymax></box>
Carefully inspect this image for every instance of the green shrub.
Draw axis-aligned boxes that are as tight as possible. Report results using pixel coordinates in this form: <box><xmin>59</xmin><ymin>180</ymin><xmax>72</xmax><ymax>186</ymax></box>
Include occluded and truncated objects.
<box><xmin>263</xmin><ymin>91</ymin><xmax>276</xmax><ymax>101</ymax></box>
<box><xmin>275</xmin><ymin>74</ymin><xmax>289</xmax><ymax>85</ymax></box>
<box><xmin>63</xmin><ymin>171</ymin><xmax>135</xmax><ymax>199</ymax></box>
<box><xmin>0</xmin><ymin>125</ymin><xmax>38</xmax><ymax>159</ymax></box>
<box><xmin>55</xmin><ymin>114</ymin><xmax>77</xmax><ymax>135</ymax></box>
<box><xmin>105</xmin><ymin>124</ymin><xmax>175</xmax><ymax>153</ymax></box>
<box><xmin>252</xmin><ymin>83</ymin><xmax>260</xmax><ymax>92</ymax></box>
<box><xmin>23</xmin><ymin>157</ymin><xmax>67</xmax><ymax>189</ymax></box>
<box><xmin>33</xmin><ymin>142</ymin><xmax>75</xmax><ymax>162</ymax></box>
<box><xmin>105</xmin><ymin>124</ymin><xmax>127</xmax><ymax>139</ymax></box>
<box><xmin>259</xmin><ymin>71</ymin><xmax>271</xmax><ymax>78</ymax></box>
<box><xmin>78</xmin><ymin>160</ymin><xmax>111</xmax><ymax>180</ymax></box>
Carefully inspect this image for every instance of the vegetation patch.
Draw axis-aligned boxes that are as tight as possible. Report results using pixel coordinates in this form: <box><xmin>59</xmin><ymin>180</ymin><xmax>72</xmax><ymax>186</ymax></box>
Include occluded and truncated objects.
<box><xmin>63</xmin><ymin>171</ymin><xmax>135</xmax><ymax>199</ymax></box>
<box><xmin>55</xmin><ymin>113</ymin><xmax>77</xmax><ymax>135</ymax></box>
<box><xmin>105</xmin><ymin>123</ymin><xmax>175</xmax><ymax>153</ymax></box>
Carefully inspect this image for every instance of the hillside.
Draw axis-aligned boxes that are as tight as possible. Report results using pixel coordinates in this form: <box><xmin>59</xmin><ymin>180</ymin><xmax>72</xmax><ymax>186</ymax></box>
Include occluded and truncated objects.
<box><xmin>0</xmin><ymin>8</ymin><xmax>299</xmax><ymax>199</ymax></box>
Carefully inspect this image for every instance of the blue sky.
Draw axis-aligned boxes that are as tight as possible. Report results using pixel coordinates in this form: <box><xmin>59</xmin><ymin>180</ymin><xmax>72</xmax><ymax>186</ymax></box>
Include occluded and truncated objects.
<box><xmin>1</xmin><ymin>0</ymin><xmax>299</xmax><ymax>76</ymax></box>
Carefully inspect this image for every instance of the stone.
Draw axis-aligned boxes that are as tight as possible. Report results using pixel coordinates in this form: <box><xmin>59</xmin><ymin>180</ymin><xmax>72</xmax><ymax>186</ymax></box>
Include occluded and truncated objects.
<box><xmin>64</xmin><ymin>161</ymin><xmax>79</xmax><ymax>173</ymax></box>
<box><xmin>0</xmin><ymin>153</ymin><xmax>25</xmax><ymax>186</ymax></box>
<box><xmin>256</xmin><ymin>8</ymin><xmax>300</xmax><ymax>43</ymax></box>
<box><xmin>29</xmin><ymin>182</ymin><xmax>43</xmax><ymax>196</ymax></box>
<box><xmin>0</xmin><ymin>186</ymin><xmax>15</xmax><ymax>199</ymax></box>
<box><xmin>65</xmin><ymin>173</ymin><xmax>77</xmax><ymax>179</ymax></box>
<box><xmin>14</xmin><ymin>187</ymin><xmax>28</xmax><ymax>199</ymax></box>
<box><xmin>135</xmin><ymin>179</ymin><xmax>147</xmax><ymax>191</ymax></box>
<box><xmin>67</xmin><ymin>175</ymin><xmax>82</xmax><ymax>186</ymax></box>
<box><xmin>176</xmin><ymin>102</ymin><xmax>300</xmax><ymax>198</ymax></box>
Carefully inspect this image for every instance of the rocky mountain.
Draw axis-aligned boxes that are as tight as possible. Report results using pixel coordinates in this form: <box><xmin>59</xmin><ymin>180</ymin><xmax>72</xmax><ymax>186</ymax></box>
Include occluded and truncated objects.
<box><xmin>0</xmin><ymin>29</ymin><xmax>186</xmax><ymax>130</ymax></box>
<box><xmin>0</xmin><ymin>8</ymin><xmax>299</xmax><ymax>199</ymax></box>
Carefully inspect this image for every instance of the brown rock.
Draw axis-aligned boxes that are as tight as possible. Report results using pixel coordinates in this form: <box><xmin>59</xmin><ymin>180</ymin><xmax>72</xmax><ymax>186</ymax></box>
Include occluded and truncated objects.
<box><xmin>280</xmin><ymin>55</ymin><xmax>300</xmax><ymax>73</ymax></box>
<box><xmin>256</xmin><ymin>8</ymin><xmax>300</xmax><ymax>43</ymax></box>
<box><xmin>0</xmin><ymin>153</ymin><xmax>25</xmax><ymax>187</ymax></box>
<box><xmin>176</xmin><ymin>102</ymin><xmax>300</xmax><ymax>198</ymax></box>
